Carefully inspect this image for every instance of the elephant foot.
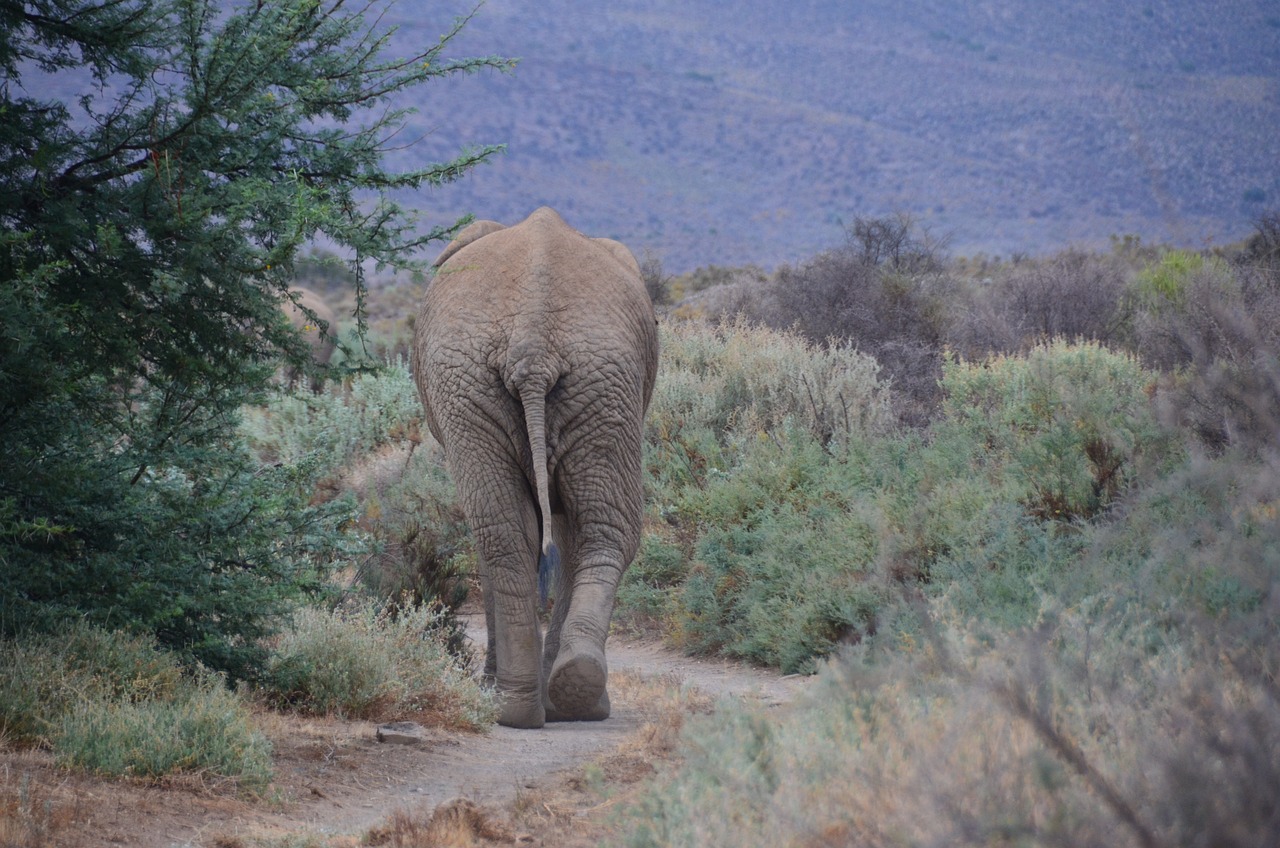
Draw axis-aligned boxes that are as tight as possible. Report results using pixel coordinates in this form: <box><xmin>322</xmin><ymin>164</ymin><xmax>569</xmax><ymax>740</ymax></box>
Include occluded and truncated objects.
<box><xmin>548</xmin><ymin>645</ymin><xmax>609</xmax><ymax>720</ymax></box>
<box><xmin>546</xmin><ymin>687</ymin><xmax>610</xmax><ymax>722</ymax></box>
<box><xmin>496</xmin><ymin>692</ymin><xmax>545</xmax><ymax>729</ymax></box>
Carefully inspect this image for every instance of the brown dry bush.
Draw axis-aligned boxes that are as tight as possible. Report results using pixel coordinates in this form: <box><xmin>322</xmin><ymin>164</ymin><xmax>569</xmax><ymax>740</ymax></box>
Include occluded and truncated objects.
<box><xmin>1241</xmin><ymin>208</ymin><xmax>1280</xmax><ymax>272</ymax></box>
<box><xmin>640</xmin><ymin>250</ymin><xmax>673</xmax><ymax>306</ymax></box>
<box><xmin>1135</xmin><ymin>259</ymin><xmax>1280</xmax><ymax>452</ymax></box>
<box><xmin>669</xmin><ymin>266</ymin><xmax>775</xmax><ymax>325</ymax></box>
<box><xmin>767</xmin><ymin>214</ymin><xmax>955</xmax><ymax>426</ymax></box>
<box><xmin>950</xmin><ymin>248</ymin><xmax>1129</xmax><ymax>358</ymax></box>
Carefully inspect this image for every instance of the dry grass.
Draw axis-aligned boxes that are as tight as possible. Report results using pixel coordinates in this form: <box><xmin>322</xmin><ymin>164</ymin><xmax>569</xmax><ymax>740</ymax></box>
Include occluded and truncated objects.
<box><xmin>363</xmin><ymin>799</ymin><xmax>517</xmax><ymax>847</ymax></box>
<box><xmin>0</xmin><ymin>757</ymin><xmax>84</xmax><ymax>848</ymax></box>
<box><xmin>505</xmin><ymin>671</ymin><xmax>710</xmax><ymax>846</ymax></box>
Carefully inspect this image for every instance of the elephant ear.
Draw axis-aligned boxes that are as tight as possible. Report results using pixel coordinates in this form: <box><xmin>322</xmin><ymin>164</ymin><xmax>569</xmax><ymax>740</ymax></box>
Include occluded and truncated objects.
<box><xmin>434</xmin><ymin>219</ymin><xmax>506</xmax><ymax>268</ymax></box>
<box><xmin>591</xmin><ymin>238</ymin><xmax>642</xmax><ymax>278</ymax></box>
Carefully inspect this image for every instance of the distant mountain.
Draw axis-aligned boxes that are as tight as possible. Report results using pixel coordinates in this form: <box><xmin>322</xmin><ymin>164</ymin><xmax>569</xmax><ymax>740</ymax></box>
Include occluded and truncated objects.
<box><xmin>380</xmin><ymin>0</ymin><xmax>1279</xmax><ymax>272</ymax></box>
<box><xmin>34</xmin><ymin>1</ymin><xmax>1276</xmax><ymax>272</ymax></box>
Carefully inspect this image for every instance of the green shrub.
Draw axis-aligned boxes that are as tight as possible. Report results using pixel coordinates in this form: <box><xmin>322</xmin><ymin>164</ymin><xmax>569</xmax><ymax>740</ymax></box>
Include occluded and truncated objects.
<box><xmin>1128</xmin><ymin>249</ymin><xmax>1209</xmax><ymax>313</ymax></box>
<box><xmin>631</xmin><ymin>336</ymin><xmax>1178</xmax><ymax>672</ymax></box>
<box><xmin>246</xmin><ymin>359</ymin><xmax>476</xmax><ymax>642</ymax></box>
<box><xmin>0</xmin><ymin>393</ymin><xmax>358</xmax><ymax>681</ymax></box>
<box><xmin>0</xmin><ymin>624</ymin><xmax>272</xmax><ymax>792</ymax></box>
<box><xmin>262</xmin><ymin>600</ymin><xmax>496</xmax><ymax>730</ymax></box>
<box><xmin>1090</xmin><ymin>451</ymin><xmax>1280</xmax><ymax>621</ymax></box>
<box><xmin>0</xmin><ymin>622</ymin><xmax>185</xmax><ymax>744</ymax></box>
<box><xmin>56</xmin><ymin>675</ymin><xmax>272</xmax><ymax>792</ymax></box>
<box><xmin>616</xmin><ymin>532</ymin><xmax>689</xmax><ymax>634</ymax></box>
<box><xmin>937</xmin><ymin>339</ymin><xmax>1167</xmax><ymax>521</ymax></box>
<box><xmin>263</xmin><ymin>604</ymin><xmax>396</xmax><ymax>717</ymax></box>
<box><xmin>649</xmin><ymin>319</ymin><xmax>893</xmax><ymax>454</ymax></box>
<box><xmin>621</xmin><ymin>441</ymin><xmax>1280</xmax><ymax>847</ymax></box>
<box><xmin>243</xmin><ymin>357</ymin><xmax>423</xmax><ymax>471</ymax></box>
<box><xmin>684</xmin><ymin>501</ymin><xmax>884</xmax><ymax>673</ymax></box>
<box><xmin>656</xmin><ymin>432</ymin><xmax>895</xmax><ymax>672</ymax></box>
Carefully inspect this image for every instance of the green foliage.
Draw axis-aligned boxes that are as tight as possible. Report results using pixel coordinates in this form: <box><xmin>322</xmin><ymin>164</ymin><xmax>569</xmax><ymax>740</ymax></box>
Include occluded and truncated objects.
<box><xmin>243</xmin><ymin>357</ymin><xmax>423</xmax><ymax>471</ymax></box>
<box><xmin>0</xmin><ymin>623</ymin><xmax>271</xmax><ymax>791</ymax></box>
<box><xmin>0</xmin><ymin>1</ymin><xmax>509</xmax><ymax>676</ymax></box>
<box><xmin>261</xmin><ymin>600</ymin><xmax>496</xmax><ymax>731</ymax></box>
<box><xmin>619</xmin><ymin>447</ymin><xmax>1280</xmax><ymax>846</ymax></box>
<box><xmin>0</xmin><ymin>405</ymin><xmax>358</xmax><ymax>679</ymax></box>
<box><xmin>938</xmin><ymin>340</ymin><xmax>1167</xmax><ymax>521</ymax></box>
<box><xmin>619</xmin><ymin>297</ymin><xmax>1278</xmax><ymax>845</ymax></box>
<box><xmin>56</xmin><ymin>678</ymin><xmax>273</xmax><ymax>792</ymax></box>
<box><xmin>634</xmin><ymin>321</ymin><xmax>904</xmax><ymax>668</ymax></box>
<box><xmin>244</xmin><ymin>358</ymin><xmax>475</xmax><ymax>646</ymax></box>
<box><xmin>678</xmin><ymin>436</ymin><xmax>886</xmax><ymax>672</ymax></box>
<box><xmin>1129</xmin><ymin>249</ymin><xmax>1208</xmax><ymax>311</ymax></box>
<box><xmin>627</xmin><ymin>334</ymin><xmax>1178</xmax><ymax>668</ymax></box>
<box><xmin>616</xmin><ymin>533</ymin><xmax>688</xmax><ymax>633</ymax></box>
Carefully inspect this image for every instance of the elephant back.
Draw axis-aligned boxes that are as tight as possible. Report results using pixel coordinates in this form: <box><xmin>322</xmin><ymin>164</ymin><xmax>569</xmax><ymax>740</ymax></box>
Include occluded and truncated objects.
<box><xmin>422</xmin><ymin>207</ymin><xmax>655</xmax><ymax>369</ymax></box>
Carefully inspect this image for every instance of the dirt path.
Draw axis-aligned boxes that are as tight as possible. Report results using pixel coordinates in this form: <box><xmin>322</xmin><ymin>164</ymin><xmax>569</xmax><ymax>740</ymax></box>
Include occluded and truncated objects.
<box><xmin>243</xmin><ymin>622</ymin><xmax>808</xmax><ymax>844</ymax></box>
<box><xmin>7</xmin><ymin>621</ymin><xmax>808</xmax><ymax>847</ymax></box>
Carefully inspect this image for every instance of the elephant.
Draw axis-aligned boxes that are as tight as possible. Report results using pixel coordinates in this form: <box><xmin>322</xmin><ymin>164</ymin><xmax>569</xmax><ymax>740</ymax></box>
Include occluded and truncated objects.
<box><xmin>414</xmin><ymin>207</ymin><xmax>659</xmax><ymax>728</ymax></box>
<box><xmin>282</xmin><ymin>286</ymin><xmax>336</xmax><ymax>390</ymax></box>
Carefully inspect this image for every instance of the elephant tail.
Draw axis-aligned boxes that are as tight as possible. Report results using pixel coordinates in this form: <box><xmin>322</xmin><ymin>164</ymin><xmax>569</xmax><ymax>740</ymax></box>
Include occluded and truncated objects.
<box><xmin>518</xmin><ymin>381</ymin><xmax>560</xmax><ymax>606</ymax></box>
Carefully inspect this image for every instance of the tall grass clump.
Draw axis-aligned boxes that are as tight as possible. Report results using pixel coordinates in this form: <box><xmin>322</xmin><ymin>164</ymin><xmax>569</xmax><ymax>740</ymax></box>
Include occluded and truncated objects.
<box><xmin>261</xmin><ymin>599</ymin><xmax>496</xmax><ymax>731</ymax></box>
<box><xmin>56</xmin><ymin>674</ymin><xmax>272</xmax><ymax>791</ymax></box>
<box><xmin>0</xmin><ymin>623</ymin><xmax>271</xmax><ymax>792</ymax></box>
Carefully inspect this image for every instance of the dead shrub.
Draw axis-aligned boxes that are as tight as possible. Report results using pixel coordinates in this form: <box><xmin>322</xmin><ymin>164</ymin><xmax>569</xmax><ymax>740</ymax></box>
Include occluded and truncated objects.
<box><xmin>966</xmin><ymin>248</ymin><xmax>1127</xmax><ymax>352</ymax></box>
<box><xmin>767</xmin><ymin>215</ymin><xmax>955</xmax><ymax>426</ymax></box>
<box><xmin>1137</xmin><ymin>259</ymin><xmax>1280</xmax><ymax>452</ymax></box>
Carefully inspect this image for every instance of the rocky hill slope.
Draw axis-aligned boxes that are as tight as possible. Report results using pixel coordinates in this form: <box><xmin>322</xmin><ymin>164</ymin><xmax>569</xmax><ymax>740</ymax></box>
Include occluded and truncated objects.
<box><xmin>384</xmin><ymin>0</ymin><xmax>1280</xmax><ymax>271</ymax></box>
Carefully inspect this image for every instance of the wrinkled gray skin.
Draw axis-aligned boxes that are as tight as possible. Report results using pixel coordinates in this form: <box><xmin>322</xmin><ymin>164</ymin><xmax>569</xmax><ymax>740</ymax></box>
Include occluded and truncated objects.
<box><xmin>414</xmin><ymin>208</ymin><xmax>659</xmax><ymax>728</ymax></box>
<box><xmin>283</xmin><ymin>286</ymin><xmax>336</xmax><ymax>391</ymax></box>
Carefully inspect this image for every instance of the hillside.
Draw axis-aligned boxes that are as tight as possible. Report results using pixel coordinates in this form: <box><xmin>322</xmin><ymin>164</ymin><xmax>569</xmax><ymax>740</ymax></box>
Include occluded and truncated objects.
<box><xmin>380</xmin><ymin>0</ymin><xmax>1280</xmax><ymax>271</ymax></box>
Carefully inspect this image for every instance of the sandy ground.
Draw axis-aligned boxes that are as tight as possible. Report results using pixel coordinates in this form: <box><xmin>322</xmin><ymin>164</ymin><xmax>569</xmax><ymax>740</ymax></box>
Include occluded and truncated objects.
<box><xmin>1</xmin><ymin>618</ymin><xmax>809</xmax><ymax>847</ymax></box>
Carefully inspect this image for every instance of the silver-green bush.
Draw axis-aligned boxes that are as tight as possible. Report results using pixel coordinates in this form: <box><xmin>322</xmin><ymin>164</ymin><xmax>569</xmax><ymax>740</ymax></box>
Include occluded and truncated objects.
<box><xmin>262</xmin><ymin>600</ymin><xmax>496</xmax><ymax>731</ymax></box>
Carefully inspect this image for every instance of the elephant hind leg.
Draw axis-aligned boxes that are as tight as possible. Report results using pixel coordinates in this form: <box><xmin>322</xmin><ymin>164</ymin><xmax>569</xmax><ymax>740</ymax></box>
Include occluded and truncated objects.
<box><xmin>541</xmin><ymin>516</ymin><xmax>611</xmax><ymax>722</ymax></box>
<box><xmin>453</xmin><ymin>455</ymin><xmax>546</xmax><ymax>729</ymax></box>
<box><xmin>548</xmin><ymin>643</ymin><xmax>610</xmax><ymax>721</ymax></box>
